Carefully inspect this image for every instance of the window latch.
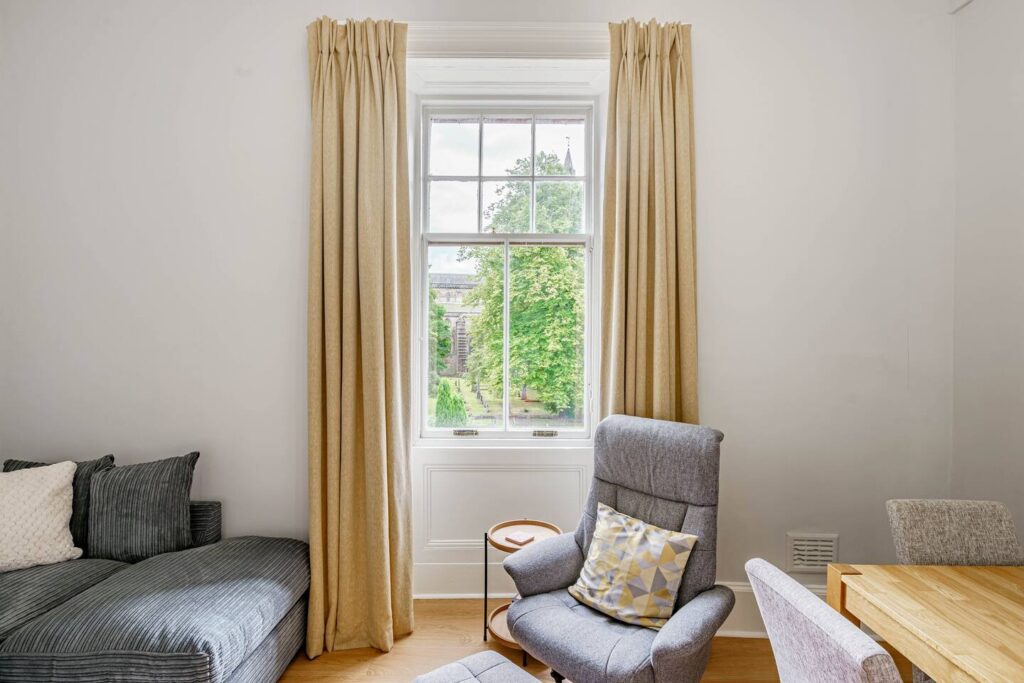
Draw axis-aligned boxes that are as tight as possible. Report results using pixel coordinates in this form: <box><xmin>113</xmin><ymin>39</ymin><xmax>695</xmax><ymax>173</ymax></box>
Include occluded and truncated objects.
<box><xmin>452</xmin><ymin>428</ymin><xmax>479</xmax><ymax>437</ymax></box>
<box><xmin>532</xmin><ymin>429</ymin><xmax>558</xmax><ymax>438</ymax></box>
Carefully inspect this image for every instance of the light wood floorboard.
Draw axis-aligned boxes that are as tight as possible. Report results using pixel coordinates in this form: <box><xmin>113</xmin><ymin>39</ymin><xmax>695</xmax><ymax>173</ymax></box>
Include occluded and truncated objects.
<box><xmin>281</xmin><ymin>599</ymin><xmax>912</xmax><ymax>682</ymax></box>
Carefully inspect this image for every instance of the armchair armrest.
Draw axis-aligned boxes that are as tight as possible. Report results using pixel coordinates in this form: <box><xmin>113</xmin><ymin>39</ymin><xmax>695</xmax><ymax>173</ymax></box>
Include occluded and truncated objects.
<box><xmin>652</xmin><ymin>585</ymin><xmax>735</xmax><ymax>679</ymax></box>
<box><xmin>502</xmin><ymin>533</ymin><xmax>584</xmax><ymax>598</ymax></box>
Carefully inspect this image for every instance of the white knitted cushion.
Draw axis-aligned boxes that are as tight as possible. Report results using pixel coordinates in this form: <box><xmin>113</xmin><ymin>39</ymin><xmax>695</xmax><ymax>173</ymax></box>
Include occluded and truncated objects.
<box><xmin>0</xmin><ymin>461</ymin><xmax>82</xmax><ymax>572</ymax></box>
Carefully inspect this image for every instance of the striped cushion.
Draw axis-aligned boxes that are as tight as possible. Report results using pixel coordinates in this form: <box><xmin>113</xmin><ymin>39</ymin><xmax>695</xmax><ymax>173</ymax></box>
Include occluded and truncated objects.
<box><xmin>0</xmin><ymin>536</ymin><xmax>310</xmax><ymax>683</ymax></box>
<box><xmin>3</xmin><ymin>455</ymin><xmax>115</xmax><ymax>554</ymax></box>
<box><xmin>0</xmin><ymin>558</ymin><xmax>126</xmax><ymax>642</ymax></box>
<box><xmin>88</xmin><ymin>453</ymin><xmax>199</xmax><ymax>562</ymax></box>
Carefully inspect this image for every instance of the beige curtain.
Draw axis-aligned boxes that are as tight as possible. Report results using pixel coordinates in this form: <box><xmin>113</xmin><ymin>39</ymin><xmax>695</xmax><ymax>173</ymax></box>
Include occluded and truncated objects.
<box><xmin>600</xmin><ymin>19</ymin><xmax>699</xmax><ymax>424</ymax></box>
<box><xmin>306</xmin><ymin>17</ymin><xmax>413</xmax><ymax>656</ymax></box>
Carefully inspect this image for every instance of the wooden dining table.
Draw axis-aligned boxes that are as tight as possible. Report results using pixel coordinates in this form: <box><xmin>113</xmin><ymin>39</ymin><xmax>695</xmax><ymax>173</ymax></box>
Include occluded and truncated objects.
<box><xmin>826</xmin><ymin>563</ymin><xmax>1024</xmax><ymax>682</ymax></box>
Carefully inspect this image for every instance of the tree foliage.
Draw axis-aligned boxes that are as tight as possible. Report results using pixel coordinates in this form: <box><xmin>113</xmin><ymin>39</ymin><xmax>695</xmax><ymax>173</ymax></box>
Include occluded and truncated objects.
<box><xmin>462</xmin><ymin>152</ymin><xmax>585</xmax><ymax>418</ymax></box>
<box><xmin>433</xmin><ymin>378</ymin><xmax>468</xmax><ymax>427</ymax></box>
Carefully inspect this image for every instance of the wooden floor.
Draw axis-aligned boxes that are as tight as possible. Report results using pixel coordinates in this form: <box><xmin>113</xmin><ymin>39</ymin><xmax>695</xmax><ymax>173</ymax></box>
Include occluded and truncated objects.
<box><xmin>281</xmin><ymin>599</ymin><xmax>912</xmax><ymax>682</ymax></box>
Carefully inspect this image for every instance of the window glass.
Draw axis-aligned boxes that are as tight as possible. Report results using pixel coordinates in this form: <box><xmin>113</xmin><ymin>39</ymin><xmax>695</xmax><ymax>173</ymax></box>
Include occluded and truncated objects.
<box><xmin>429</xmin><ymin>181</ymin><xmax>478</xmax><ymax>233</ymax></box>
<box><xmin>535</xmin><ymin>181</ymin><xmax>585</xmax><ymax>234</ymax></box>
<box><xmin>429</xmin><ymin>118</ymin><xmax>479</xmax><ymax>176</ymax></box>
<box><xmin>482</xmin><ymin>117</ymin><xmax>532</xmax><ymax>177</ymax></box>
<box><xmin>427</xmin><ymin>245</ymin><xmax>505</xmax><ymax>429</ymax></box>
<box><xmin>423</xmin><ymin>110</ymin><xmax>590</xmax><ymax>436</ymax></box>
<box><xmin>535</xmin><ymin>116</ymin><xmax>585</xmax><ymax>177</ymax></box>
<box><xmin>508</xmin><ymin>245</ymin><xmax>586</xmax><ymax>429</ymax></box>
<box><xmin>482</xmin><ymin>180</ymin><xmax>531</xmax><ymax>233</ymax></box>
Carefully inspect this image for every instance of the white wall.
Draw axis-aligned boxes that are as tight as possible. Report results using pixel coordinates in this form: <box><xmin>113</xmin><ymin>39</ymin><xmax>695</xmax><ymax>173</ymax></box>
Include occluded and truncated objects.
<box><xmin>1</xmin><ymin>0</ymin><xmax>957</xmax><ymax>628</ymax></box>
<box><xmin>951</xmin><ymin>0</ymin><xmax>1024</xmax><ymax>522</ymax></box>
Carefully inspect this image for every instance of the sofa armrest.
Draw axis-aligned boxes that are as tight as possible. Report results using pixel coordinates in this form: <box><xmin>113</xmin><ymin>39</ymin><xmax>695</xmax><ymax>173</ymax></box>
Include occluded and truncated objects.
<box><xmin>652</xmin><ymin>585</ymin><xmax>735</xmax><ymax>679</ymax></box>
<box><xmin>502</xmin><ymin>533</ymin><xmax>584</xmax><ymax>598</ymax></box>
<box><xmin>190</xmin><ymin>500</ymin><xmax>222</xmax><ymax>547</ymax></box>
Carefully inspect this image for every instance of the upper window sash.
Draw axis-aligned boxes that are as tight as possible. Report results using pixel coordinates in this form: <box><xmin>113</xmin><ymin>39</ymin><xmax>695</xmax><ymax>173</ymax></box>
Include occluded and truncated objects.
<box><xmin>422</xmin><ymin>108</ymin><xmax>592</xmax><ymax>237</ymax></box>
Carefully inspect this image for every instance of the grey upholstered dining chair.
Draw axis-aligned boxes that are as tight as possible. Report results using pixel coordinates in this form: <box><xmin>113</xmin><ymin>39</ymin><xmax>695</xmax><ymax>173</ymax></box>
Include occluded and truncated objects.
<box><xmin>746</xmin><ymin>558</ymin><xmax>902</xmax><ymax>683</ymax></box>
<box><xmin>503</xmin><ymin>415</ymin><xmax>734</xmax><ymax>683</ymax></box>
<box><xmin>886</xmin><ymin>499</ymin><xmax>1023</xmax><ymax>683</ymax></box>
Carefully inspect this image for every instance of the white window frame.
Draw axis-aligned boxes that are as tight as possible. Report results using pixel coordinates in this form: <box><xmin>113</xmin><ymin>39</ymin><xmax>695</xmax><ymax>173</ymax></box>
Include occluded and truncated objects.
<box><xmin>414</xmin><ymin>99</ymin><xmax>599</xmax><ymax>443</ymax></box>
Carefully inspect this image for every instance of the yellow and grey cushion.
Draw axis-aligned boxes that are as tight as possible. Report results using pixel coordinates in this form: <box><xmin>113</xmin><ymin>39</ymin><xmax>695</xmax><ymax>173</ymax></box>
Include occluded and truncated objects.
<box><xmin>569</xmin><ymin>502</ymin><xmax>697</xmax><ymax>629</ymax></box>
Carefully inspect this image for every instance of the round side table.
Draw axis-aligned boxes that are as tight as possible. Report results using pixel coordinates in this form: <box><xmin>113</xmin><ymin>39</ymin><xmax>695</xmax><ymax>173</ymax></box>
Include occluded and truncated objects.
<box><xmin>484</xmin><ymin>519</ymin><xmax>561</xmax><ymax>665</ymax></box>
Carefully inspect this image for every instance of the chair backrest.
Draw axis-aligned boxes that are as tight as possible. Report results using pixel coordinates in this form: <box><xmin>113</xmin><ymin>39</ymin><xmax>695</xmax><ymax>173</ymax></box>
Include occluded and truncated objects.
<box><xmin>746</xmin><ymin>558</ymin><xmax>902</xmax><ymax>683</ymax></box>
<box><xmin>886</xmin><ymin>499</ymin><xmax>1022</xmax><ymax>566</ymax></box>
<box><xmin>574</xmin><ymin>414</ymin><xmax>723</xmax><ymax>607</ymax></box>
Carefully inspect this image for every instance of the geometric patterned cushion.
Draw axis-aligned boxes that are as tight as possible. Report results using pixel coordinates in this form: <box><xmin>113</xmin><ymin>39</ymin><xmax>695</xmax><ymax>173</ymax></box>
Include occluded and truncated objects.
<box><xmin>569</xmin><ymin>502</ymin><xmax>696</xmax><ymax>629</ymax></box>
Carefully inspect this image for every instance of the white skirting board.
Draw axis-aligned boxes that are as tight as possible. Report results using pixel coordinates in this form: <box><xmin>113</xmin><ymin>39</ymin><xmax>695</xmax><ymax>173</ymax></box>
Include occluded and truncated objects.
<box><xmin>413</xmin><ymin>562</ymin><xmax>826</xmax><ymax>638</ymax></box>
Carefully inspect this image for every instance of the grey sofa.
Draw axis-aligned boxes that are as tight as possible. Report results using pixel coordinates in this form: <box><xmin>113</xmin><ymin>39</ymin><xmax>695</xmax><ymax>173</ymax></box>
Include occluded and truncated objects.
<box><xmin>0</xmin><ymin>501</ymin><xmax>309</xmax><ymax>683</ymax></box>
<box><xmin>503</xmin><ymin>415</ymin><xmax>734</xmax><ymax>683</ymax></box>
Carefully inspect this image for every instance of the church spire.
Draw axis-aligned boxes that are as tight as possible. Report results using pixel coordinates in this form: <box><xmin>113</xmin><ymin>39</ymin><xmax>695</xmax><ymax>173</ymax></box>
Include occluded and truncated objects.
<box><xmin>563</xmin><ymin>136</ymin><xmax>575</xmax><ymax>176</ymax></box>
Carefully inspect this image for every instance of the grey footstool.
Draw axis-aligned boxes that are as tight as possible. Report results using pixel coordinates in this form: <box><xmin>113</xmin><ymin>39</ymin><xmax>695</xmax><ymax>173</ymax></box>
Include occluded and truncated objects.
<box><xmin>415</xmin><ymin>651</ymin><xmax>538</xmax><ymax>682</ymax></box>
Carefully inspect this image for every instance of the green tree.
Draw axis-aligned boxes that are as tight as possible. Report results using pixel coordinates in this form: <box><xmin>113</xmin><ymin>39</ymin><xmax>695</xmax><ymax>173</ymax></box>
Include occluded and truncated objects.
<box><xmin>462</xmin><ymin>152</ymin><xmax>585</xmax><ymax>419</ymax></box>
<box><xmin>428</xmin><ymin>288</ymin><xmax>452</xmax><ymax>391</ymax></box>
<box><xmin>433</xmin><ymin>378</ymin><xmax>468</xmax><ymax>427</ymax></box>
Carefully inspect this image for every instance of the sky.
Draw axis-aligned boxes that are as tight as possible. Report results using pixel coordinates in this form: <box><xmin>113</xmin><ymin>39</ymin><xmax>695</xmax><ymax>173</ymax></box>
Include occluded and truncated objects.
<box><xmin>429</xmin><ymin>245</ymin><xmax>479</xmax><ymax>276</ymax></box>
<box><xmin>427</xmin><ymin>116</ymin><xmax>585</xmax><ymax>236</ymax></box>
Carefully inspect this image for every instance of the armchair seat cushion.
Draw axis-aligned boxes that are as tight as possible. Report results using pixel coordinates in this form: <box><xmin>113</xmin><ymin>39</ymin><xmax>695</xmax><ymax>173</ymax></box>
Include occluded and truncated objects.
<box><xmin>508</xmin><ymin>589</ymin><xmax>657</xmax><ymax>683</ymax></box>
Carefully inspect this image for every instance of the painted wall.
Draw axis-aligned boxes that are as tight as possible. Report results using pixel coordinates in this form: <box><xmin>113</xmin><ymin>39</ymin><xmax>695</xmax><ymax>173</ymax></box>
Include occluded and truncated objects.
<box><xmin>951</xmin><ymin>0</ymin><xmax>1024</xmax><ymax>522</ymax></box>
<box><xmin>1</xmin><ymin>0</ymin><xmax>956</xmax><ymax>628</ymax></box>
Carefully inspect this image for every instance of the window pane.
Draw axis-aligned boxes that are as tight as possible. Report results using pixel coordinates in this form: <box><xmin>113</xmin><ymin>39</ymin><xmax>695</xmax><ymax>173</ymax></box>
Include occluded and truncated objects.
<box><xmin>482</xmin><ymin>117</ymin><xmax>531</xmax><ymax>176</ymax></box>
<box><xmin>482</xmin><ymin>180</ymin><xmax>530</xmax><ymax>233</ymax></box>
<box><xmin>427</xmin><ymin>245</ymin><xmax>505</xmax><ymax>429</ymax></box>
<box><xmin>429</xmin><ymin>118</ymin><xmax>479</xmax><ymax>176</ymax></box>
<box><xmin>535</xmin><ymin>117</ymin><xmax>585</xmax><ymax>176</ymax></box>
<box><xmin>535</xmin><ymin>180</ymin><xmax>584</xmax><ymax>234</ymax></box>
<box><xmin>509</xmin><ymin>246</ymin><xmax>585</xmax><ymax>429</ymax></box>
<box><xmin>428</xmin><ymin>181</ymin><xmax>478</xmax><ymax>233</ymax></box>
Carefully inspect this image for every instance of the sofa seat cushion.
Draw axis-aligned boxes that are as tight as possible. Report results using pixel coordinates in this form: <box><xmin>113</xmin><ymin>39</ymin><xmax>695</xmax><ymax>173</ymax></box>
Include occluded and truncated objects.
<box><xmin>508</xmin><ymin>589</ymin><xmax>657</xmax><ymax>683</ymax></box>
<box><xmin>0</xmin><ymin>536</ymin><xmax>310</xmax><ymax>683</ymax></box>
<box><xmin>0</xmin><ymin>558</ymin><xmax>126</xmax><ymax>642</ymax></box>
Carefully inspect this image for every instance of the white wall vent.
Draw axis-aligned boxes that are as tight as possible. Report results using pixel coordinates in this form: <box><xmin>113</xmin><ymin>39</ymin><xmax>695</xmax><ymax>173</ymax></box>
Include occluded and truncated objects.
<box><xmin>786</xmin><ymin>532</ymin><xmax>838</xmax><ymax>573</ymax></box>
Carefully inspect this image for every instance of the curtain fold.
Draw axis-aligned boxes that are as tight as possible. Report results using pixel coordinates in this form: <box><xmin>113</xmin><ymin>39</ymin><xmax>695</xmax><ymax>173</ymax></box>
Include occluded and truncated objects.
<box><xmin>306</xmin><ymin>16</ymin><xmax>413</xmax><ymax>656</ymax></box>
<box><xmin>600</xmin><ymin>19</ymin><xmax>699</xmax><ymax>424</ymax></box>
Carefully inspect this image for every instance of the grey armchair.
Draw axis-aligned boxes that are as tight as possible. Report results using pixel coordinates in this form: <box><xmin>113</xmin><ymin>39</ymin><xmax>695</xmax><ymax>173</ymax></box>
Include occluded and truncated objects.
<box><xmin>886</xmin><ymin>499</ymin><xmax>1023</xmax><ymax>683</ymax></box>
<box><xmin>746</xmin><ymin>558</ymin><xmax>901</xmax><ymax>683</ymax></box>
<box><xmin>503</xmin><ymin>415</ymin><xmax>734</xmax><ymax>683</ymax></box>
